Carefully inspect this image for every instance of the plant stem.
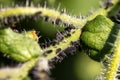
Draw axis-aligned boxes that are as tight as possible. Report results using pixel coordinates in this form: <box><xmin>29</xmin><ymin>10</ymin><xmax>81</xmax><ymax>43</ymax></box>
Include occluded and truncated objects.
<box><xmin>105</xmin><ymin>29</ymin><xmax>120</xmax><ymax>80</ymax></box>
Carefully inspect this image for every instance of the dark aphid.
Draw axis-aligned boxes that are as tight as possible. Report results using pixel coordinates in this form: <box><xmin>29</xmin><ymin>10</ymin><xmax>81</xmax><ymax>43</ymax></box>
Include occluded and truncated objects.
<box><xmin>63</xmin><ymin>23</ymin><xmax>75</xmax><ymax>29</ymax></box>
<box><xmin>65</xmin><ymin>33</ymin><xmax>71</xmax><ymax>38</ymax></box>
<box><xmin>55</xmin><ymin>18</ymin><xmax>61</xmax><ymax>25</ymax></box>
<box><xmin>41</xmin><ymin>40</ymin><xmax>57</xmax><ymax>47</ymax></box>
<box><xmin>56</xmin><ymin>51</ymin><xmax>67</xmax><ymax>62</ymax></box>
<box><xmin>51</xmin><ymin>57</ymin><xmax>58</xmax><ymax>62</ymax></box>
<box><xmin>64</xmin><ymin>46</ymin><xmax>77</xmax><ymax>55</ymax></box>
<box><xmin>71</xmin><ymin>40</ymin><xmax>80</xmax><ymax>47</ymax></box>
<box><xmin>52</xmin><ymin>55</ymin><xmax>64</xmax><ymax>62</ymax></box>
<box><xmin>52</xmin><ymin>40</ymin><xmax>80</xmax><ymax>63</ymax></box>
<box><xmin>63</xmin><ymin>23</ymin><xmax>68</xmax><ymax>27</ymax></box>
<box><xmin>62</xmin><ymin>40</ymin><xmax>80</xmax><ymax>55</ymax></box>
<box><xmin>44</xmin><ymin>16</ymin><xmax>49</xmax><ymax>22</ymax></box>
<box><xmin>46</xmin><ymin>41</ymin><xmax>51</xmax><ymax>47</ymax></box>
<box><xmin>64</xmin><ymin>31</ymin><xmax>70</xmax><ymax>37</ymax></box>
<box><xmin>45</xmin><ymin>50</ymin><xmax>53</xmax><ymax>54</ymax></box>
<box><xmin>2</xmin><ymin>16</ymin><xmax>18</xmax><ymax>28</ymax></box>
<box><xmin>56</xmin><ymin>48</ymin><xmax>62</xmax><ymax>54</ymax></box>
<box><xmin>51</xmin><ymin>39</ymin><xmax>58</xmax><ymax>46</ymax></box>
<box><xmin>56</xmin><ymin>31</ymin><xmax>64</xmax><ymax>42</ymax></box>
<box><xmin>104</xmin><ymin>0</ymin><xmax>113</xmax><ymax>9</ymax></box>
<box><xmin>58</xmin><ymin>51</ymin><xmax>66</xmax><ymax>57</ymax></box>
<box><xmin>33</xmin><ymin>11</ymin><xmax>42</xmax><ymax>20</ymax></box>
<box><xmin>65</xmin><ymin>25</ymin><xmax>75</xmax><ymax>32</ymax></box>
<box><xmin>68</xmin><ymin>24</ymin><xmax>75</xmax><ymax>29</ymax></box>
<box><xmin>40</xmin><ymin>43</ymin><xmax>46</xmax><ymax>49</ymax></box>
<box><xmin>49</xmin><ymin>47</ymin><xmax>69</xmax><ymax>63</ymax></box>
<box><xmin>51</xmin><ymin>20</ymin><xmax>55</xmax><ymax>24</ymax></box>
<box><xmin>34</xmin><ymin>11</ymin><xmax>42</xmax><ymax>16</ymax></box>
<box><xmin>3</xmin><ymin>15</ymin><xmax>20</xmax><ymax>27</ymax></box>
<box><xmin>40</xmin><ymin>40</ymin><xmax>54</xmax><ymax>49</ymax></box>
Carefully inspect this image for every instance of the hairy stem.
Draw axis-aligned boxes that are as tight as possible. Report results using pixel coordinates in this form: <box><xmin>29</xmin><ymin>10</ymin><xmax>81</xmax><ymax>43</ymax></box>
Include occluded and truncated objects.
<box><xmin>105</xmin><ymin>27</ymin><xmax>120</xmax><ymax>80</ymax></box>
<box><xmin>0</xmin><ymin>7</ymin><xmax>109</xmax><ymax>29</ymax></box>
<box><xmin>44</xmin><ymin>29</ymin><xmax>81</xmax><ymax>60</ymax></box>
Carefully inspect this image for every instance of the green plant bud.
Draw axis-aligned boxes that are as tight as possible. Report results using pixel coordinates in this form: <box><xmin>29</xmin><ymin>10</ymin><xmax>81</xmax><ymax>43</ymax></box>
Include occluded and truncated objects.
<box><xmin>81</xmin><ymin>15</ymin><xmax>114</xmax><ymax>51</ymax></box>
<box><xmin>81</xmin><ymin>15</ymin><xmax>115</xmax><ymax>60</ymax></box>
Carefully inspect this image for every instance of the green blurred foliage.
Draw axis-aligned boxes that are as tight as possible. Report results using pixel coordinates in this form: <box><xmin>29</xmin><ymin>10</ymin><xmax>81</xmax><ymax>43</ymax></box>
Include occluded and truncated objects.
<box><xmin>74</xmin><ymin>51</ymin><xmax>104</xmax><ymax>80</ymax></box>
<box><xmin>0</xmin><ymin>0</ymin><xmax>15</xmax><ymax>6</ymax></box>
<box><xmin>54</xmin><ymin>0</ymin><xmax>100</xmax><ymax>15</ymax></box>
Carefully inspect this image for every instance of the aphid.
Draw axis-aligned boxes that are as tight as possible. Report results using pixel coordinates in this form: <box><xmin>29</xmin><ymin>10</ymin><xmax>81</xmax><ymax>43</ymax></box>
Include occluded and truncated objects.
<box><xmin>56</xmin><ymin>31</ymin><xmax>64</xmax><ymax>41</ymax></box>
<box><xmin>44</xmin><ymin>16</ymin><xmax>49</xmax><ymax>22</ymax></box>
<box><xmin>56</xmin><ymin>48</ymin><xmax>62</xmax><ymax>54</ymax></box>
<box><xmin>65</xmin><ymin>33</ymin><xmax>71</xmax><ymax>37</ymax></box>
<box><xmin>55</xmin><ymin>18</ymin><xmax>61</xmax><ymax>25</ymax></box>
<box><xmin>46</xmin><ymin>50</ymin><xmax>53</xmax><ymax>54</ymax></box>
<box><xmin>64</xmin><ymin>46</ymin><xmax>77</xmax><ymax>55</ymax></box>
<box><xmin>34</xmin><ymin>11</ymin><xmax>42</xmax><ymax>16</ymax></box>
<box><xmin>51</xmin><ymin>39</ymin><xmax>58</xmax><ymax>46</ymax></box>
<box><xmin>104</xmin><ymin>0</ymin><xmax>113</xmax><ymax>9</ymax></box>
